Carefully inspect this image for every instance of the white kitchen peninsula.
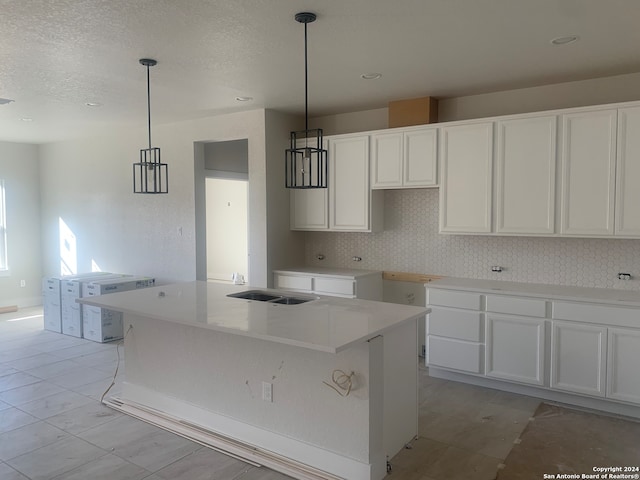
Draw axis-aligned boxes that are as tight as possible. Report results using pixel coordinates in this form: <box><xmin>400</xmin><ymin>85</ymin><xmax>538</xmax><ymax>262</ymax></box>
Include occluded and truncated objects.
<box><xmin>79</xmin><ymin>281</ymin><xmax>428</xmax><ymax>480</ymax></box>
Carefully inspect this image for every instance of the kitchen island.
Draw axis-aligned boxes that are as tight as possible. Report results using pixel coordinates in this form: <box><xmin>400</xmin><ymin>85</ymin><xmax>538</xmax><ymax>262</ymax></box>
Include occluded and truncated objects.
<box><xmin>79</xmin><ymin>281</ymin><xmax>428</xmax><ymax>480</ymax></box>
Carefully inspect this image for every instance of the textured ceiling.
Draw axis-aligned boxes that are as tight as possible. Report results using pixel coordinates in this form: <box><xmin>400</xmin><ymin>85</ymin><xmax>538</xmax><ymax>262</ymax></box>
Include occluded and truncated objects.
<box><xmin>1</xmin><ymin>0</ymin><xmax>640</xmax><ymax>143</ymax></box>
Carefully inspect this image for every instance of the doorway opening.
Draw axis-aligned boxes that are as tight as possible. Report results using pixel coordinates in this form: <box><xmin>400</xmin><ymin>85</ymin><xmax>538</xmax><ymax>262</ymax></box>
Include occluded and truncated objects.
<box><xmin>202</xmin><ymin>139</ymin><xmax>249</xmax><ymax>284</ymax></box>
<box><xmin>206</xmin><ymin>178</ymin><xmax>248</xmax><ymax>282</ymax></box>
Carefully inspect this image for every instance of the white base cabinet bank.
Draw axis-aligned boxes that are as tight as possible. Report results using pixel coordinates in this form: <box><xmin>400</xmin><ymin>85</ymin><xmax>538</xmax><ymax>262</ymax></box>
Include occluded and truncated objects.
<box><xmin>426</xmin><ymin>278</ymin><xmax>640</xmax><ymax>418</ymax></box>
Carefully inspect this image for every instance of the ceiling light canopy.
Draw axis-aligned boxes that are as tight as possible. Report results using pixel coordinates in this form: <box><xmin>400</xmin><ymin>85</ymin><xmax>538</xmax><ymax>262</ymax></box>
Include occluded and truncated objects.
<box><xmin>133</xmin><ymin>58</ymin><xmax>168</xmax><ymax>194</ymax></box>
<box><xmin>285</xmin><ymin>12</ymin><xmax>328</xmax><ymax>189</ymax></box>
<box><xmin>361</xmin><ymin>73</ymin><xmax>382</xmax><ymax>80</ymax></box>
<box><xmin>235</xmin><ymin>96</ymin><xmax>253</xmax><ymax>102</ymax></box>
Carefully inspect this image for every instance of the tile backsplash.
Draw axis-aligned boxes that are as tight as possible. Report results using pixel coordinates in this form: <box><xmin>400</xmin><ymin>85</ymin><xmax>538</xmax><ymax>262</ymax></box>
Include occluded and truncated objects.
<box><xmin>304</xmin><ymin>189</ymin><xmax>640</xmax><ymax>291</ymax></box>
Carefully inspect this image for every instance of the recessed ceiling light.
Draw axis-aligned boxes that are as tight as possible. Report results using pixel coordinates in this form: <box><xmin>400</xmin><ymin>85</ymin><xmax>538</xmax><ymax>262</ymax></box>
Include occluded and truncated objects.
<box><xmin>0</xmin><ymin>98</ymin><xmax>15</xmax><ymax>105</ymax></box>
<box><xmin>235</xmin><ymin>96</ymin><xmax>253</xmax><ymax>102</ymax></box>
<box><xmin>85</xmin><ymin>102</ymin><xmax>102</xmax><ymax>107</ymax></box>
<box><xmin>550</xmin><ymin>35</ymin><xmax>579</xmax><ymax>45</ymax></box>
<box><xmin>20</xmin><ymin>117</ymin><xmax>33</xmax><ymax>122</ymax></box>
<box><xmin>361</xmin><ymin>73</ymin><xmax>382</xmax><ymax>80</ymax></box>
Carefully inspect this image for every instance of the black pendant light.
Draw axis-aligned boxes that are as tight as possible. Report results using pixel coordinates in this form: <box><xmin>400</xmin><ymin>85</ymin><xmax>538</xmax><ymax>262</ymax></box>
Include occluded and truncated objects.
<box><xmin>133</xmin><ymin>58</ymin><xmax>168</xmax><ymax>194</ymax></box>
<box><xmin>285</xmin><ymin>12</ymin><xmax>328</xmax><ymax>189</ymax></box>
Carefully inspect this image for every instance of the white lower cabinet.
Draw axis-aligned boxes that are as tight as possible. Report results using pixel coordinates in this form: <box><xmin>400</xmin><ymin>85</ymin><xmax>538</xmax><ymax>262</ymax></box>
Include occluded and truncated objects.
<box><xmin>427</xmin><ymin>283</ymin><xmax>640</xmax><ymax>417</ymax></box>
<box><xmin>427</xmin><ymin>335</ymin><xmax>483</xmax><ymax>374</ymax></box>
<box><xmin>550</xmin><ymin>321</ymin><xmax>607</xmax><ymax>397</ymax></box>
<box><xmin>607</xmin><ymin>327</ymin><xmax>640</xmax><ymax>404</ymax></box>
<box><xmin>485</xmin><ymin>314</ymin><xmax>545</xmax><ymax>386</ymax></box>
<box><xmin>426</xmin><ymin>290</ymin><xmax>484</xmax><ymax>374</ymax></box>
<box><xmin>273</xmin><ymin>269</ymin><xmax>382</xmax><ymax>300</ymax></box>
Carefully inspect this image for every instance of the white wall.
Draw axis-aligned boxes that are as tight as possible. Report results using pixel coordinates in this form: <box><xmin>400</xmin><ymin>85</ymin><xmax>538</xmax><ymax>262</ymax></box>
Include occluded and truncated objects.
<box><xmin>39</xmin><ymin>109</ymin><xmax>287</xmax><ymax>287</ymax></box>
<box><xmin>264</xmin><ymin>110</ymin><xmax>305</xmax><ymax>283</ymax></box>
<box><xmin>304</xmin><ymin>73</ymin><xmax>640</xmax><ymax>291</ymax></box>
<box><xmin>311</xmin><ymin>72</ymin><xmax>640</xmax><ymax>133</ymax></box>
<box><xmin>438</xmin><ymin>71</ymin><xmax>640</xmax><ymax>122</ymax></box>
<box><xmin>0</xmin><ymin>142</ymin><xmax>42</xmax><ymax>307</ymax></box>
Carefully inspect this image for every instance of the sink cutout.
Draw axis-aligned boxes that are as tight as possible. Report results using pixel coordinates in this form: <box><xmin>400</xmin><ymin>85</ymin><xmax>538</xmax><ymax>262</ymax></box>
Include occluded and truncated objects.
<box><xmin>227</xmin><ymin>290</ymin><xmax>314</xmax><ymax>304</ymax></box>
<box><xmin>227</xmin><ymin>291</ymin><xmax>282</xmax><ymax>302</ymax></box>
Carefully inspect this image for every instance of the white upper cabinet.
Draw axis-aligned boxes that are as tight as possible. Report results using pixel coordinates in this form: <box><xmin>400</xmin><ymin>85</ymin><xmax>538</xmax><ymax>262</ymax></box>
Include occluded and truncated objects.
<box><xmin>404</xmin><ymin>128</ymin><xmax>438</xmax><ymax>187</ymax></box>
<box><xmin>330</xmin><ymin>134</ymin><xmax>383</xmax><ymax>232</ymax></box>
<box><xmin>290</xmin><ymin>188</ymin><xmax>328</xmax><ymax>230</ymax></box>
<box><xmin>496</xmin><ymin>116</ymin><xmax>557</xmax><ymax>234</ymax></box>
<box><xmin>371</xmin><ymin>127</ymin><xmax>437</xmax><ymax>189</ymax></box>
<box><xmin>371</xmin><ymin>132</ymin><xmax>403</xmax><ymax>188</ymax></box>
<box><xmin>615</xmin><ymin>106</ymin><xmax>640</xmax><ymax>236</ymax></box>
<box><xmin>289</xmin><ymin>137</ymin><xmax>329</xmax><ymax>230</ymax></box>
<box><xmin>560</xmin><ymin>109</ymin><xmax>617</xmax><ymax>236</ymax></box>
<box><xmin>439</xmin><ymin>122</ymin><xmax>493</xmax><ymax>233</ymax></box>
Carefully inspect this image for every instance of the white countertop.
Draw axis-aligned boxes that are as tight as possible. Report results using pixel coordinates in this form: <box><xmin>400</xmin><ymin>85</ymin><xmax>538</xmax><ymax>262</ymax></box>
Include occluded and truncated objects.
<box><xmin>273</xmin><ymin>267</ymin><xmax>382</xmax><ymax>278</ymax></box>
<box><xmin>78</xmin><ymin>281</ymin><xmax>428</xmax><ymax>353</ymax></box>
<box><xmin>427</xmin><ymin>277</ymin><xmax>640</xmax><ymax>307</ymax></box>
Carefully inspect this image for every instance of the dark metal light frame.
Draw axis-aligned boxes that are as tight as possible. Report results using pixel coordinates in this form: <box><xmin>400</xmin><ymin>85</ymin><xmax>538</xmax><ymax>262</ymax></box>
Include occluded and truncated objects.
<box><xmin>133</xmin><ymin>58</ymin><xmax>168</xmax><ymax>194</ymax></box>
<box><xmin>285</xmin><ymin>12</ymin><xmax>328</xmax><ymax>189</ymax></box>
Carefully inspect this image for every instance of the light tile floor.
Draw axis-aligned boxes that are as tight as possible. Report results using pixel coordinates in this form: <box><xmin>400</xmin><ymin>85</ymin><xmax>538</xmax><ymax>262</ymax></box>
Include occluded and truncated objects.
<box><xmin>0</xmin><ymin>307</ymin><xmax>542</xmax><ymax>480</ymax></box>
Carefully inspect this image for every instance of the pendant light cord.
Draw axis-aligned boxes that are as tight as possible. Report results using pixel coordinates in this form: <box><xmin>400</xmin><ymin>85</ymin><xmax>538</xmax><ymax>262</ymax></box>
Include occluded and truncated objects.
<box><xmin>146</xmin><ymin>64</ymin><xmax>152</xmax><ymax>153</ymax></box>
<box><xmin>304</xmin><ymin>21</ymin><xmax>309</xmax><ymax>133</ymax></box>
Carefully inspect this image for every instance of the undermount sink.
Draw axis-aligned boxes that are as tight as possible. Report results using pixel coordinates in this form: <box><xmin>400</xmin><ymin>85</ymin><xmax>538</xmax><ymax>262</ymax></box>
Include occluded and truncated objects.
<box><xmin>227</xmin><ymin>290</ymin><xmax>314</xmax><ymax>305</ymax></box>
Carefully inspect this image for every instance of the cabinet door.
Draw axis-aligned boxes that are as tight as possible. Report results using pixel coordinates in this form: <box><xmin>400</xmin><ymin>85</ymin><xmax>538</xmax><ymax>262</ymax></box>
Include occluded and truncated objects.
<box><xmin>607</xmin><ymin>327</ymin><xmax>640</xmax><ymax>404</ymax></box>
<box><xmin>404</xmin><ymin>128</ymin><xmax>437</xmax><ymax>187</ymax></box>
<box><xmin>427</xmin><ymin>336</ymin><xmax>484</xmax><ymax>374</ymax></box>
<box><xmin>289</xmin><ymin>137</ymin><xmax>329</xmax><ymax>230</ymax></box>
<box><xmin>485</xmin><ymin>314</ymin><xmax>545</xmax><ymax>386</ymax></box>
<box><xmin>496</xmin><ymin>116</ymin><xmax>556</xmax><ymax>234</ymax></box>
<box><xmin>290</xmin><ymin>188</ymin><xmax>328</xmax><ymax>230</ymax></box>
<box><xmin>550</xmin><ymin>321</ymin><xmax>606</xmax><ymax>397</ymax></box>
<box><xmin>371</xmin><ymin>132</ymin><xmax>403</xmax><ymax>188</ymax></box>
<box><xmin>615</xmin><ymin>106</ymin><xmax>640</xmax><ymax>236</ymax></box>
<box><xmin>560</xmin><ymin>109</ymin><xmax>617</xmax><ymax>235</ymax></box>
<box><xmin>439</xmin><ymin>122</ymin><xmax>493</xmax><ymax>233</ymax></box>
<box><xmin>329</xmin><ymin>135</ymin><xmax>371</xmax><ymax>231</ymax></box>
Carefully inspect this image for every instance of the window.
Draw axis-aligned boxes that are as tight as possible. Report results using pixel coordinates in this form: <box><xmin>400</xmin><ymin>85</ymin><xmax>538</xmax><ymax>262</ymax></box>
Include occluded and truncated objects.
<box><xmin>0</xmin><ymin>179</ymin><xmax>6</xmax><ymax>271</ymax></box>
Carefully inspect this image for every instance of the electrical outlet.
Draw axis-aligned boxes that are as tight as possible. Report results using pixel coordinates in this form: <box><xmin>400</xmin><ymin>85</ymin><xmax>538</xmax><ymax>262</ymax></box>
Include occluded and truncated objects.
<box><xmin>262</xmin><ymin>382</ymin><xmax>273</xmax><ymax>402</ymax></box>
<box><xmin>19</xmin><ymin>280</ymin><xmax>26</xmax><ymax>288</ymax></box>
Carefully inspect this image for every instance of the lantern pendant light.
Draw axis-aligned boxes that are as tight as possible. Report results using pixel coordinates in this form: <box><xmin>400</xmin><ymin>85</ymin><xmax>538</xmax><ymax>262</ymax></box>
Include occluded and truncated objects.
<box><xmin>285</xmin><ymin>12</ymin><xmax>328</xmax><ymax>189</ymax></box>
<box><xmin>133</xmin><ymin>58</ymin><xmax>168</xmax><ymax>194</ymax></box>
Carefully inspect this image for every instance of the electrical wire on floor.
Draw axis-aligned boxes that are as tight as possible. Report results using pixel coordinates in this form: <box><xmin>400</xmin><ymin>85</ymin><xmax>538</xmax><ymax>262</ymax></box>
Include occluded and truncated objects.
<box><xmin>322</xmin><ymin>369</ymin><xmax>355</xmax><ymax>397</ymax></box>
<box><xmin>100</xmin><ymin>324</ymin><xmax>133</xmax><ymax>403</ymax></box>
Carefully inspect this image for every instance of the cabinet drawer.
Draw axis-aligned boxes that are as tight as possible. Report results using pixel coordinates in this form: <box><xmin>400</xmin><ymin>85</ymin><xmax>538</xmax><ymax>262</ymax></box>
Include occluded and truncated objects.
<box><xmin>314</xmin><ymin>277</ymin><xmax>355</xmax><ymax>296</ymax></box>
<box><xmin>553</xmin><ymin>301</ymin><xmax>639</xmax><ymax>328</ymax></box>
<box><xmin>428</xmin><ymin>307</ymin><xmax>483</xmax><ymax>342</ymax></box>
<box><xmin>274</xmin><ymin>274</ymin><xmax>312</xmax><ymax>291</ymax></box>
<box><xmin>428</xmin><ymin>289</ymin><xmax>482</xmax><ymax>310</ymax></box>
<box><xmin>427</xmin><ymin>336</ymin><xmax>483</xmax><ymax>374</ymax></box>
<box><xmin>486</xmin><ymin>295</ymin><xmax>547</xmax><ymax>318</ymax></box>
